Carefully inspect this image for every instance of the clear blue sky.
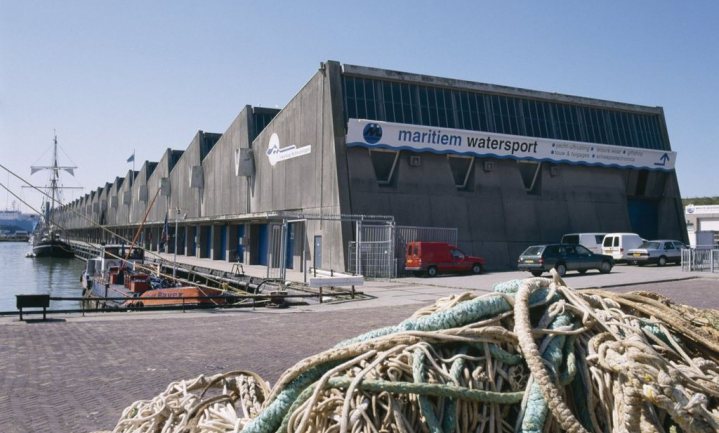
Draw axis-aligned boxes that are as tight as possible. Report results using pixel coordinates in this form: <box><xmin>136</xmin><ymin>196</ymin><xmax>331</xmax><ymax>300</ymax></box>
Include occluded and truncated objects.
<box><xmin>1</xmin><ymin>1</ymin><xmax>718</xmax><ymax>213</ymax></box>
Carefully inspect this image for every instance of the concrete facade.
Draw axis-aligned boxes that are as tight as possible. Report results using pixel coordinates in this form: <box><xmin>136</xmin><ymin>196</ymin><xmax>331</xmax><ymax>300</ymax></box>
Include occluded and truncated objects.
<box><xmin>58</xmin><ymin>61</ymin><xmax>687</xmax><ymax>272</ymax></box>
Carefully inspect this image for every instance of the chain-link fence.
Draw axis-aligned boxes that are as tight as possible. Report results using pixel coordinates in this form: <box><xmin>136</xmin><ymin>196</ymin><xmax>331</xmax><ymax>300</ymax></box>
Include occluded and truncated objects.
<box><xmin>347</xmin><ymin>224</ymin><xmax>395</xmax><ymax>278</ymax></box>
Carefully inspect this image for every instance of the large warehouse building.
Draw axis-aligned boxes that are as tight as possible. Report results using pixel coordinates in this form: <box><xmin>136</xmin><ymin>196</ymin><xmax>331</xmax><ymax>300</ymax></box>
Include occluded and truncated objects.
<box><xmin>58</xmin><ymin>61</ymin><xmax>687</xmax><ymax>275</ymax></box>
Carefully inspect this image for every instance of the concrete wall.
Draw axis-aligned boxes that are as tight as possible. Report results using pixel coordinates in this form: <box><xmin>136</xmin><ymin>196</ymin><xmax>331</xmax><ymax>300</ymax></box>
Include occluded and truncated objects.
<box><xmin>343</xmin><ymin>148</ymin><xmax>686</xmax><ymax>270</ymax></box>
<box><xmin>249</xmin><ymin>62</ymin><xmax>347</xmax><ymax>270</ymax></box>
<box><xmin>201</xmin><ymin>108</ymin><xmax>253</xmax><ymax>217</ymax></box>
<box><xmin>128</xmin><ymin>161</ymin><xmax>157</xmax><ymax>225</ymax></box>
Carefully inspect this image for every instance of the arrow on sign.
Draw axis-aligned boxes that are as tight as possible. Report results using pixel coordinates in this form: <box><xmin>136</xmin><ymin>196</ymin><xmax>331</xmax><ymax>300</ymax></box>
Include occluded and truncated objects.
<box><xmin>654</xmin><ymin>153</ymin><xmax>670</xmax><ymax>166</ymax></box>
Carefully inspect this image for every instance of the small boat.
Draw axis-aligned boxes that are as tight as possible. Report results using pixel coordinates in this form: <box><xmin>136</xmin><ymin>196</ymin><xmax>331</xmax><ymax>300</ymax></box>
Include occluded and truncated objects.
<box><xmin>82</xmin><ymin>244</ymin><xmax>234</xmax><ymax>309</ymax></box>
<box><xmin>124</xmin><ymin>286</ymin><xmax>230</xmax><ymax>308</ymax></box>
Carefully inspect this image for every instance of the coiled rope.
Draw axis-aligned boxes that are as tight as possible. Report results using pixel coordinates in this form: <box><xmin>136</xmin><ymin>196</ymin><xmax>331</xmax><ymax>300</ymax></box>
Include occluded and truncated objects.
<box><xmin>105</xmin><ymin>272</ymin><xmax>719</xmax><ymax>433</ymax></box>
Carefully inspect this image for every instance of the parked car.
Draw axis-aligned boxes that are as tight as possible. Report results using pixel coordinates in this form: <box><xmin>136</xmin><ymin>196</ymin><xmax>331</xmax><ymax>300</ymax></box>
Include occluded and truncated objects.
<box><xmin>517</xmin><ymin>243</ymin><xmax>613</xmax><ymax>277</ymax></box>
<box><xmin>405</xmin><ymin>241</ymin><xmax>485</xmax><ymax>277</ymax></box>
<box><xmin>560</xmin><ymin>232</ymin><xmax>606</xmax><ymax>254</ymax></box>
<box><xmin>627</xmin><ymin>240</ymin><xmax>686</xmax><ymax>266</ymax></box>
<box><xmin>601</xmin><ymin>233</ymin><xmax>644</xmax><ymax>263</ymax></box>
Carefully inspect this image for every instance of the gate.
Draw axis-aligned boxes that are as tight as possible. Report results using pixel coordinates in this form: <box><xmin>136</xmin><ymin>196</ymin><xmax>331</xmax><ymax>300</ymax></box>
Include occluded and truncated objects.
<box><xmin>347</xmin><ymin>223</ymin><xmax>395</xmax><ymax>278</ymax></box>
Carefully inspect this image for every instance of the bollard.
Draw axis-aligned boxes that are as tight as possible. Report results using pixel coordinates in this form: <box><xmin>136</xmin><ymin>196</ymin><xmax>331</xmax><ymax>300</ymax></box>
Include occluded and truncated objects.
<box><xmin>319</xmin><ymin>286</ymin><xmax>323</xmax><ymax>304</ymax></box>
<box><xmin>351</xmin><ymin>285</ymin><xmax>355</xmax><ymax>299</ymax></box>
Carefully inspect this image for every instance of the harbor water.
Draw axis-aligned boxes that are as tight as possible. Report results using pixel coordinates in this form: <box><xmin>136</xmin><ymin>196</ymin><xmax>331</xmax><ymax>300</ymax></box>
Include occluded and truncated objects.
<box><xmin>0</xmin><ymin>241</ymin><xmax>85</xmax><ymax>312</ymax></box>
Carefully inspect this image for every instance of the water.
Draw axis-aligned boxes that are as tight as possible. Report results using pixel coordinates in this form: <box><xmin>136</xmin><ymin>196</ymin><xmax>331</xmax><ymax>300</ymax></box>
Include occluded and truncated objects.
<box><xmin>0</xmin><ymin>242</ymin><xmax>86</xmax><ymax>312</ymax></box>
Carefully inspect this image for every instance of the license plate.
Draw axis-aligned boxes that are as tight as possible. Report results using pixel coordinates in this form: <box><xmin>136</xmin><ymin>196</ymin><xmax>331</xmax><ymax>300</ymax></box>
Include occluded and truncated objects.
<box><xmin>525</xmin><ymin>260</ymin><xmax>534</xmax><ymax>264</ymax></box>
<box><xmin>633</xmin><ymin>253</ymin><xmax>641</xmax><ymax>257</ymax></box>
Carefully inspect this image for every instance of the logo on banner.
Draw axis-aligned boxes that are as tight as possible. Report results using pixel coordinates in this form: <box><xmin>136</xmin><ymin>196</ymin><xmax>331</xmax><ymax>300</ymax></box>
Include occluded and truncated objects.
<box><xmin>266</xmin><ymin>133</ymin><xmax>312</xmax><ymax>166</ymax></box>
<box><xmin>362</xmin><ymin>123</ymin><xmax>383</xmax><ymax>144</ymax></box>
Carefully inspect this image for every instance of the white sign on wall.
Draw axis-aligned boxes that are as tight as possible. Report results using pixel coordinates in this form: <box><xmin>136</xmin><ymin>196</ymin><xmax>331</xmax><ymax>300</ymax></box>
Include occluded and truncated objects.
<box><xmin>346</xmin><ymin>119</ymin><xmax>676</xmax><ymax>171</ymax></box>
<box><xmin>266</xmin><ymin>133</ymin><xmax>312</xmax><ymax>166</ymax></box>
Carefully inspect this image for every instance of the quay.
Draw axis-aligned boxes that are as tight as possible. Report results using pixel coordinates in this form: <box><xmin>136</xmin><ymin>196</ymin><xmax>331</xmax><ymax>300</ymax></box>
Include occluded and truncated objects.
<box><xmin>1</xmin><ymin>267</ymin><xmax>719</xmax><ymax>433</ymax></box>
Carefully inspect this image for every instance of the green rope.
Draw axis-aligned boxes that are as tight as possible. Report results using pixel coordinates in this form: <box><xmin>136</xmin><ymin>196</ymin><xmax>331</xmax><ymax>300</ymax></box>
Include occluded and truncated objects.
<box><xmin>241</xmin><ymin>361</ymin><xmax>340</xmax><ymax>433</ymax></box>
<box><xmin>521</xmin><ymin>312</ymin><xmax>574</xmax><ymax>433</ymax></box>
<box><xmin>442</xmin><ymin>347</ymin><xmax>467</xmax><ymax>433</ymax></box>
<box><xmin>326</xmin><ymin>376</ymin><xmax>524</xmax><ymax>404</ymax></box>
<box><xmin>413</xmin><ymin>349</ymin><xmax>444</xmax><ymax>433</ymax></box>
<box><xmin>337</xmin><ymin>287</ymin><xmax>555</xmax><ymax>349</ymax></box>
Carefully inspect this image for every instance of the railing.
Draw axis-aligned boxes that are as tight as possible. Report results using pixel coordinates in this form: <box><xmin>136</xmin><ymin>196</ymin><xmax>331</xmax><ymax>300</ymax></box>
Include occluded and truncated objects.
<box><xmin>681</xmin><ymin>248</ymin><xmax>719</xmax><ymax>272</ymax></box>
<box><xmin>2</xmin><ymin>289</ymin><xmax>362</xmax><ymax>319</ymax></box>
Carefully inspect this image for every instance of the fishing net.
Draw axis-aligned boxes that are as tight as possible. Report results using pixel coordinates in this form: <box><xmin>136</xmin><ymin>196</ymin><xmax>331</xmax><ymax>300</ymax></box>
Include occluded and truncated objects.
<box><xmin>106</xmin><ymin>273</ymin><xmax>719</xmax><ymax>433</ymax></box>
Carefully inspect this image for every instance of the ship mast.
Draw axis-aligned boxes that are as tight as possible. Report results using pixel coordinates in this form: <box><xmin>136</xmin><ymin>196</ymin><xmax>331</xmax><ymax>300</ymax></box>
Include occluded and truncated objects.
<box><xmin>30</xmin><ymin>133</ymin><xmax>80</xmax><ymax>226</ymax></box>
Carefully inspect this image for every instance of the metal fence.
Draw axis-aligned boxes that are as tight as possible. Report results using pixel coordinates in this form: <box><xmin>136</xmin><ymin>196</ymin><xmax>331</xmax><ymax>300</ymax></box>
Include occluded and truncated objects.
<box><xmin>347</xmin><ymin>224</ymin><xmax>459</xmax><ymax>278</ymax></box>
<box><xmin>681</xmin><ymin>248</ymin><xmax>719</xmax><ymax>272</ymax></box>
<box><xmin>267</xmin><ymin>223</ymin><xmax>287</xmax><ymax>280</ymax></box>
<box><xmin>347</xmin><ymin>224</ymin><xmax>395</xmax><ymax>278</ymax></box>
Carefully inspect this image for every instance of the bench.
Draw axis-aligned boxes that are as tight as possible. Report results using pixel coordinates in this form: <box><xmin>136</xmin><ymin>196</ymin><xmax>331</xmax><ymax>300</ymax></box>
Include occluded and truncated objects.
<box><xmin>16</xmin><ymin>294</ymin><xmax>50</xmax><ymax>321</ymax></box>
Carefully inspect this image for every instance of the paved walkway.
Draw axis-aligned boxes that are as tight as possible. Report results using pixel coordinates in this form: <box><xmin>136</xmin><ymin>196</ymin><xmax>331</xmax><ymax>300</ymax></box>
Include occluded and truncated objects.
<box><xmin>1</xmin><ymin>266</ymin><xmax>718</xmax><ymax>433</ymax></box>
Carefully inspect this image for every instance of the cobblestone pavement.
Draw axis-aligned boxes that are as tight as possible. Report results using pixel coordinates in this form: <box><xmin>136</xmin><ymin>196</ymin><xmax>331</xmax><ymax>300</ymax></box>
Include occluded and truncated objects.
<box><xmin>1</xmin><ymin>277</ymin><xmax>718</xmax><ymax>433</ymax></box>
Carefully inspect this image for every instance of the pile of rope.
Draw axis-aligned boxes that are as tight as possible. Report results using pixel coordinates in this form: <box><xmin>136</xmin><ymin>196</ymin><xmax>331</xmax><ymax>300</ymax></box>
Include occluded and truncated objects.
<box><xmin>106</xmin><ymin>273</ymin><xmax>719</xmax><ymax>433</ymax></box>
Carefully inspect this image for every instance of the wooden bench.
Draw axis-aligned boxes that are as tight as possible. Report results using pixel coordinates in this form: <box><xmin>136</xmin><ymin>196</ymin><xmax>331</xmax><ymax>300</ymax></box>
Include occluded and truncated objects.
<box><xmin>16</xmin><ymin>294</ymin><xmax>50</xmax><ymax>321</ymax></box>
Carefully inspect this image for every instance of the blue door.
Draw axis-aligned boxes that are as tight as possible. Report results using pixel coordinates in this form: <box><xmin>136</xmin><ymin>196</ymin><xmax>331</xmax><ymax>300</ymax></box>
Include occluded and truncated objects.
<box><xmin>219</xmin><ymin>225</ymin><xmax>227</xmax><ymax>260</ymax></box>
<box><xmin>285</xmin><ymin>224</ymin><xmax>294</xmax><ymax>269</ymax></box>
<box><xmin>203</xmin><ymin>226</ymin><xmax>211</xmax><ymax>258</ymax></box>
<box><xmin>627</xmin><ymin>199</ymin><xmax>658</xmax><ymax>240</ymax></box>
<box><xmin>258</xmin><ymin>224</ymin><xmax>268</xmax><ymax>266</ymax></box>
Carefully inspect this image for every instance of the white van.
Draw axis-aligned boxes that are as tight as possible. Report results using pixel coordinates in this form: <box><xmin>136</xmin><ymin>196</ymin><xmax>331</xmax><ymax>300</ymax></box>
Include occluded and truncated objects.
<box><xmin>560</xmin><ymin>233</ymin><xmax>606</xmax><ymax>254</ymax></box>
<box><xmin>601</xmin><ymin>233</ymin><xmax>644</xmax><ymax>262</ymax></box>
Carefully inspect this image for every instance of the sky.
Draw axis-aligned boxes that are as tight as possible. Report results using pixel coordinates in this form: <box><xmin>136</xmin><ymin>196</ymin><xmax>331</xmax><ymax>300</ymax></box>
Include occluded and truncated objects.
<box><xmin>1</xmin><ymin>1</ymin><xmax>718</xmax><ymax>213</ymax></box>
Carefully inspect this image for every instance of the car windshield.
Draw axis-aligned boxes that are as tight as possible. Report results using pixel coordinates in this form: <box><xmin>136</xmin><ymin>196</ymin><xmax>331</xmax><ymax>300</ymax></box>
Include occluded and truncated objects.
<box><xmin>522</xmin><ymin>246</ymin><xmax>544</xmax><ymax>256</ymax></box>
<box><xmin>639</xmin><ymin>241</ymin><xmax>661</xmax><ymax>249</ymax></box>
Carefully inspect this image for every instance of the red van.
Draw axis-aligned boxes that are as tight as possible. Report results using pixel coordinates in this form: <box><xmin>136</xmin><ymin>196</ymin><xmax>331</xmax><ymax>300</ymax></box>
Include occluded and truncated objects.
<box><xmin>405</xmin><ymin>242</ymin><xmax>486</xmax><ymax>277</ymax></box>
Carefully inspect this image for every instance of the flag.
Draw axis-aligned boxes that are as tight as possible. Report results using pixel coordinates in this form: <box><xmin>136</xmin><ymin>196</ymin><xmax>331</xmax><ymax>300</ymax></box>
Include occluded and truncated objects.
<box><xmin>160</xmin><ymin>210</ymin><xmax>169</xmax><ymax>248</ymax></box>
<box><xmin>127</xmin><ymin>152</ymin><xmax>135</xmax><ymax>163</ymax></box>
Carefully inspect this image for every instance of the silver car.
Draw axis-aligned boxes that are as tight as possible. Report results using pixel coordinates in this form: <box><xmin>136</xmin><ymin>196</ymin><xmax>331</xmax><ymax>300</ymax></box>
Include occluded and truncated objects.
<box><xmin>627</xmin><ymin>240</ymin><xmax>686</xmax><ymax>266</ymax></box>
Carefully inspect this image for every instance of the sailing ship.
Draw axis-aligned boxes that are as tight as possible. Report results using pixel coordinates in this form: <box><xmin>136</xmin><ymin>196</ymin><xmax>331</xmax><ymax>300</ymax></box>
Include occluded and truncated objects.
<box><xmin>30</xmin><ymin>134</ymin><xmax>79</xmax><ymax>258</ymax></box>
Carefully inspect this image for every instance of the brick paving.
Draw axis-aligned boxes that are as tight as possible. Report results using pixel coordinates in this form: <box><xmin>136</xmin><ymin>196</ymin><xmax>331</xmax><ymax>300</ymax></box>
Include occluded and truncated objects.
<box><xmin>1</xmin><ymin>276</ymin><xmax>718</xmax><ymax>433</ymax></box>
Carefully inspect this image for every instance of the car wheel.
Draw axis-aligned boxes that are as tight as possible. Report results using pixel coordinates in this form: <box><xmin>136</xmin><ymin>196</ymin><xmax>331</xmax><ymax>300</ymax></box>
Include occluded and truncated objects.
<box><xmin>555</xmin><ymin>264</ymin><xmax>567</xmax><ymax>277</ymax></box>
<box><xmin>471</xmin><ymin>263</ymin><xmax>483</xmax><ymax>274</ymax></box>
<box><xmin>600</xmin><ymin>261</ymin><xmax>612</xmax><ymax>274</ymax></box>
<box><xmin>530</xmin><ymin>271</ymin><xmax>543</xmax><ymax>277</ymax></box>
<box><xmin>427</xmin><ymin>266</ymin><xmax>438</xmax><ymax>277</ymax></box>
<box><xmin>658</xmin><ymin>256</ymin><xmax>667</xmax><ymax>267</ymax></box>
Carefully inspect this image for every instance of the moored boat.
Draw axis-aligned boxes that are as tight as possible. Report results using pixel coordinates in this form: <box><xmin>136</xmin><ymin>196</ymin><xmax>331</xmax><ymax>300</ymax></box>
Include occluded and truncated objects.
<box><xmin>29</xmin><ymin>134</ymin><xmax>80</xmax><ymax>258</ymax></box>
<box><xmin>32</xmin><ymin>228</ymin><xmax>74</xmax><ymax>257</ymax></box>
<box><xmin>82</xmin><ymin>244</ymin><xmax>234</xmax><ymax>309</ymax></box>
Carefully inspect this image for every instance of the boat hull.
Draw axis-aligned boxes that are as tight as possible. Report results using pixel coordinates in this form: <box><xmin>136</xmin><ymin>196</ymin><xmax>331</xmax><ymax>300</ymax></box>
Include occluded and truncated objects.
<box><xmin>33</xmin><ymin>240</ymin><xmax>74</xmax><ymax>258</ymax></box>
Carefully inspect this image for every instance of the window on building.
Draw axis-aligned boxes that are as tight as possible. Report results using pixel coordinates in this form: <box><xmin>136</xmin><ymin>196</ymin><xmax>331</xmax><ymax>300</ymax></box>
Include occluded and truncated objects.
<box><xmin>518</xmin><ymin>161</ymin><xmax>542</xmax><ymax>194</ymax></box>
<box><xmin>369</xmin><ymin>149</ymin><xmax>400</xmax><ymax>185</ymax></box>
<box><xmin>343</xmin><ymin>75</ymin><xmax>670</xmax><ymax>151</ymax></box>
<box><xmin>447</xmin><ymin>155</ymin><xmax>475</xmax><ymax>190</ymax></box>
